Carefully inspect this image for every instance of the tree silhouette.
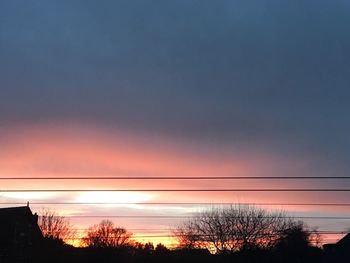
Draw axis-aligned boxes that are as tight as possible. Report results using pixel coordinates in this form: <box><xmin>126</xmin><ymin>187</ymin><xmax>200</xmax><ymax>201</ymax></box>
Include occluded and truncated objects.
<box><xmin>174</xmin><ymin>205</ymin><xmax>296</xmax><ymax>253</ymax></box>
<box><xmin>155</xmin><ymin>243</ymin><xmax>168</xmax><ymax>253</ymax></box>
<box><xmin>83</xmin><ymin>220</ymin><xmax>132</xmax><ymax>248</ymax></box>
<box><xmin>275</xmin><ymin>221</ymin><xmax>321</xmax><ymax>250</ymax></box>
<box><xmin>274</xmin><ymin>221</ymin><xmax>322</xmax><ymax>263</ymax></box>
<box><xmin>38</xmin><ymin>208</ymin><xmax>75</xmax><ymax>243</ymax></box>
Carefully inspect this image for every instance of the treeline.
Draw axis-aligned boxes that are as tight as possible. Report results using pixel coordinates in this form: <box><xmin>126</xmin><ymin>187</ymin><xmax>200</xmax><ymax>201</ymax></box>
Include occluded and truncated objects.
<box><xmin>28</xmin><ymin>206</ymin><xmax>349</xmax><ymax>263</ymax></box>
<box><xmin>31</xmin><ymin>239</ymin><xmax>323</xmax><ymax>263</ymax></box>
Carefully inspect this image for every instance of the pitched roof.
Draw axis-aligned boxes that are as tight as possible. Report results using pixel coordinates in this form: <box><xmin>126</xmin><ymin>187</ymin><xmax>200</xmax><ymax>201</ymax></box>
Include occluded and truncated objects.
<box><xmin>0</xmin><ymin>206</ymin><xmax>33</xmax><ymax>217</ymax></box>
<box><xmin>337</xmin><ymin>233</ymin><xmax>350</xmax><ymax>246</ymax></box>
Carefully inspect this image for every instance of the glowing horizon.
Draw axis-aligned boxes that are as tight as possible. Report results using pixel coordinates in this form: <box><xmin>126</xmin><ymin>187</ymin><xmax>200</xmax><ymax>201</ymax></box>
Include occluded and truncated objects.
<box><xmin>0</xmin><ymin>124</ymin><xmax>348</xmax><ymax>246</ymax></box>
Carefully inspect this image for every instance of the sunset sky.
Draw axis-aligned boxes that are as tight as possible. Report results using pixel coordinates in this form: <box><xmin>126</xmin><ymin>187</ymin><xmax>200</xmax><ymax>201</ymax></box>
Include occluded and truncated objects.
<box><xmin>1</xmin><ymin>0</ymin><xmax>350</xmax><ymax>246</ymax></box>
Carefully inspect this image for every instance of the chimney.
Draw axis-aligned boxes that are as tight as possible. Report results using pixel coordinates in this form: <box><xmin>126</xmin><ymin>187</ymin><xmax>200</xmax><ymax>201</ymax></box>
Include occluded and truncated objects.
<box><xmin>33</xmin><ymin>212</ymin><xmax>38</xmax><ymax>223</ymax></box>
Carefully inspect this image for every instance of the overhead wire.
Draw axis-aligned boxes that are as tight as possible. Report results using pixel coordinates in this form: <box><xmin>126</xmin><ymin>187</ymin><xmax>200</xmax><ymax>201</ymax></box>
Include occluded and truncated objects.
<box><xmin>2</xmin><ymin>188</ymin><xmax>350</xmax><ymax>192</ymax></box>
<box><xmin>2</xmin><ymin>202</ymin><xmax>350</xmax><ymax>206</ymax></box>
<box><xmin>0</xmin><ymin>176</ymin><xmax>350</xmax><ymax>180</ymax></box>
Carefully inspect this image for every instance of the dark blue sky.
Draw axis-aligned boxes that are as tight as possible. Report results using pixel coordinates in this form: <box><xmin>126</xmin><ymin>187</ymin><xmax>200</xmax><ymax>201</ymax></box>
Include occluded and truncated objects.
<box><xmin>1</xmin><ymin>0</ymin><xmax>350</xmax><ymax>172</ymax></box>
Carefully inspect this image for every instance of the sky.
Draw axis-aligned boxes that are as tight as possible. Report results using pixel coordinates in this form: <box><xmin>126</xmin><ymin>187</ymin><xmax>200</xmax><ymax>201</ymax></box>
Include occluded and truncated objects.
<box><xmin>1</xmin><ymin>0</ymin><xmax>350</xmax><ymax>246</ymax></box>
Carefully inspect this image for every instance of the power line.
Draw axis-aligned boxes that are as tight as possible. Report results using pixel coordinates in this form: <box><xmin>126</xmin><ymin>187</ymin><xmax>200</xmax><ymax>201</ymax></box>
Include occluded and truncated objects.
<box><xmin>1</xmin><ymin>202</ymin><xmax>349</xmax><ymax>206</ymax></box>
<box><xmin>71</xmin><ymin>228</ymin><xmax>348</xmax><ymax>234</ymax></box>
<box><xmin>64</xmin><ymin>236</ymin><xmax>343</xmax><ymax>241</ymax></box>
<box><xmin>3</xmin><ymin>202</ymin><xmax>350</xmax><ymax>208</ymax></box>
<box><xmin>66</xmin><ymin>236</ymin><xmax>174</xmax><ymax>239</ymax></box>
<box><xmin>74</xmin><ymin>228</ymin><xmax>172</xmax><ymax>232</ymax></box>
<box><xmin>53</xmin><ymin>215</ymin><xmax>350</xmax><ymax>219</ymax></box>
<box><xmin>2</xmin><ymin>188</ymin><xmax>350</xmax><ymax>192</ymax></box>
<box><xmin>0</xmin><ymin>176</ymin><xmax>350</xmax><ymax>180</ymax></box>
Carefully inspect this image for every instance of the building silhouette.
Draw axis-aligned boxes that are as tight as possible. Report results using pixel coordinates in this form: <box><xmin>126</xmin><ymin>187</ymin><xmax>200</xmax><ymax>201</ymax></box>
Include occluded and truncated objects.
<box><xmin>0</xmin><ymin>206</ymin><xmax>43</xmax><ymax>262</ymax></box>
<box><xmin>324</xmin><ymin>233</ymin><xmax>350</xmax><ymax>262</ymax></box>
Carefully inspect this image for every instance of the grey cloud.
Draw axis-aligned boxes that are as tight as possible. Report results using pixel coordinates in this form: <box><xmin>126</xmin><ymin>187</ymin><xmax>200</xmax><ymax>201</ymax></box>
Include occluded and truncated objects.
<box><xmin>1</xmin><ymin>0</ymin><xmax>350</xmax><ymax>171</ymax></box>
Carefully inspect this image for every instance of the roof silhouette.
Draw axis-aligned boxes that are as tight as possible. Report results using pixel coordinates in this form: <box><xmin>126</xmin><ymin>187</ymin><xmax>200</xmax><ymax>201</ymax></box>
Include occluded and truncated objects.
<box><xmin>337</xmin><ymin>233</ymin><xmax>350</xmax><ymax>246</ymax></box>
<box><xmin>0</xmin><ymin>206</ymin><xmax>43</xmax><ymax>246</ymax></box>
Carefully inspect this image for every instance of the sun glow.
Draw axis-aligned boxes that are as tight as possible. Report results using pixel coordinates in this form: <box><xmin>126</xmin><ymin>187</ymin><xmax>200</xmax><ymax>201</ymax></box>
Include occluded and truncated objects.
<box><xmin>74</xmin><ymin>191</ymin><xmax>154</xmax><ymax>205</ymax></box>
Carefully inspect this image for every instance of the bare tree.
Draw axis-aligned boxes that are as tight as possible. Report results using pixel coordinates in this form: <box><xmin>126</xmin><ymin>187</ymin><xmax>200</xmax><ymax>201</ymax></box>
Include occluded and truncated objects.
<box><xmin>173</xmin><ymin>220</ymin><xmax>203</xmax><ymax>249</ymax></box>
<box><xmin>173</xmin><ymin>205</ymin><xmax>297</xmax><ymax>253</ymax></box>
<box><xmin>83</xmin><ymin>220</ymin><xmax>132</xmax><ymax>248</ymax></box>
<box><xmin>223</xmin><ymin>205</ymin><xmax>293</xmax><ymax>250</ymax></box>
<box><xmin>38</xmin><ymin>208</ymin><xmax>75</xmax><ymax>242</ymax></box>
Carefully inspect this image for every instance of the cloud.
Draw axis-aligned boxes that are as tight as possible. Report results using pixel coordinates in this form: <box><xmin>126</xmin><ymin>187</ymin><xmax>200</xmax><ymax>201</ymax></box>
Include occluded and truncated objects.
<box><xmin>0</xmin><ymin>1</ymin><xmax>349</xmax><ymax>161</ymax></box>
